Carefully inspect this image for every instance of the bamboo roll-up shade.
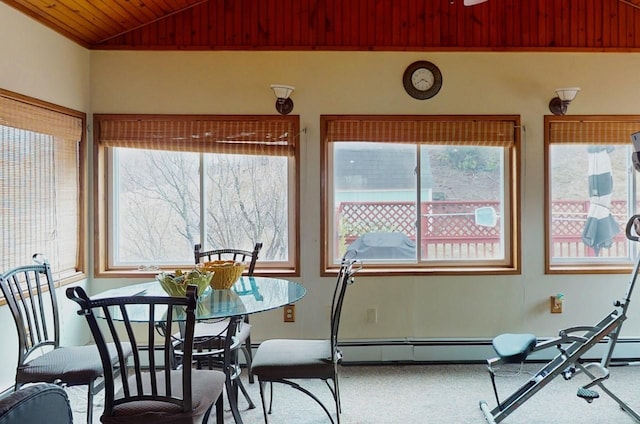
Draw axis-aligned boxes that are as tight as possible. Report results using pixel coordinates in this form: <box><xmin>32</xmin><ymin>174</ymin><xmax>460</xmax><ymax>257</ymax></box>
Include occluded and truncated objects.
<box><xmin>0</xmin><ymin>95</ymin><xmax>82</xmax><ymax>142</ymax></box>
<box><xmin>549</xmin><ymin>120</ymin><xmax>640</xmax><ymax>144</ymax></box>
<box><xmin>54</xmin><ymin>138</ymin><xmax>79</xmax><ymax>274</ymax></box>
<box><xmin>323</xmin><ymin>117</ymin><xmax>516</xmax><ymax>146</ymax></box>
<box><xmin>1</xmin><ymin>93</ymin><xmax>82</xmax><ymax>278</ymax></box>
<box><xmin>97</xmin><ymin>116</ymin><xmax>297</xmax><ymax>156</ymax></box>
<box><xmin>1</xmin><ymin>132</ymin><xmax>77</xmax><ymax>276</ymax></box>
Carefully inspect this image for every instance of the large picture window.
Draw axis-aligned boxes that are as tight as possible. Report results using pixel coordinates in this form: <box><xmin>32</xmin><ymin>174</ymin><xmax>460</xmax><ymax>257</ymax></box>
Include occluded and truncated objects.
<box><xmin>0</xmin><ymin>89</ymin><xmax>85</xmax><ymax>282</ymax></box>
<box><xmin>321</xmin><ymin>115</ymin><xmax>520</xmax><ymax>275</ymax></box>
<box><xmin>545</xmin><ymin>116</ymin><xmax>640</xmax><ymax>273</ymax></box>
<box><xmin>94</xmin><ymin>115</ymin><xmax>299</xmax><ymax>277</ymax></box>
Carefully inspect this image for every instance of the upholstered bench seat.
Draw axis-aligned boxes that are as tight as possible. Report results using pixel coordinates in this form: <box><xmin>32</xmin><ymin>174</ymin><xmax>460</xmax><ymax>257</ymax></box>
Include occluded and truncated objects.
<box><xmin>492</xmin><ymin>333</ymin><xmax>537</xmax><ymax>363</ymax></box>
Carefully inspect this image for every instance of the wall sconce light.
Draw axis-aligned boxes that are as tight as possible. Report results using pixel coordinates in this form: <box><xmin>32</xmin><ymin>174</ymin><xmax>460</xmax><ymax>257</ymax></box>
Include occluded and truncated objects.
<box><xmin>548</xmin><ymin>87</ymin><xmax>581</xmax><ymax>115</ymax></box>
<box><xmin>270</xmin><ymin>84</ymin><xmax>295</xmax><ymax>115</ymax></box>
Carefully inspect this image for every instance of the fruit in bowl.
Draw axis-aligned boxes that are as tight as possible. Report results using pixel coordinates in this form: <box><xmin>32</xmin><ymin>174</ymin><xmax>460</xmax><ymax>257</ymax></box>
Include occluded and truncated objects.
<box><xmin>201</xmin><ymin>260</ymin><xmax>246</xmax><ymax>289</ymax></box>
<box><xmin>156</xmin><ymin>268</ymin><xmax>213</xmax><ymax>297</ymax></box>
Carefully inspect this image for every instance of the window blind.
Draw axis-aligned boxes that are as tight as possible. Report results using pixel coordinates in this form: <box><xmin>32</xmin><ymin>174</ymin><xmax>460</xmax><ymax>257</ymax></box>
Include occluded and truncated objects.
<box><xmin>0</xmin><ymin>91</ymin><xmax>83</xmax><ymax>278</ymax></box>
<box><xmin>548</xmin><ymin>119</ymin><xmax>640</xmax><ymax>144</ymax></box>
<box><xmin>96</xmin><ymin>115</ymin><xmax>298</xmax><ymax>156</ymax></box>
<box><xmin>322</xmin><ymin>116</ymin><xmax>517</xmax><ymax>146</ymax></box>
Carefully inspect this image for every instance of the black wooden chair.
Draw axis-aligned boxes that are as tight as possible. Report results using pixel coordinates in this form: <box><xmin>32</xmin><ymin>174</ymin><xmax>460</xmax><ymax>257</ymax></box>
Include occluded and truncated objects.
<box><xmin>0</xmin><ymin>254</ymin><xmax>128</xmax><ymax>424</ymax></box>
<box><xmin>251</xmin><ymin>252</ymin><xmax>361</xmax><ymax>424</ymax></box>
<box><xmin>66</xmin><ymin>284</ymin><xmax>226</xmax><ymax>424</ymax></box>
<box><xmin>191</xmin><ymin>243</ymin><xmax>262</xmax><ymax>380</ymax></box>
<box><xmin>170</xmin><ymin>242</ymin><xmax>262</xmax><ymax>416</ymax></box>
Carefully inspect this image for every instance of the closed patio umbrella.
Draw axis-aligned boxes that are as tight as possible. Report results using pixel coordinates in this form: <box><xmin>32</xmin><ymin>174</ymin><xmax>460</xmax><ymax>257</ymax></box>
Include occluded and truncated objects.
<box><xmin>581</xmin><ymin>146</ymin><xmax>620</xmax><ymax>255</ymax></box>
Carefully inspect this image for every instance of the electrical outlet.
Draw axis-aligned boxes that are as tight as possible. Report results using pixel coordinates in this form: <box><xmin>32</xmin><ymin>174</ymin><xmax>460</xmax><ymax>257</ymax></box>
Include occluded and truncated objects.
<box><xmin>366</xmin><ymin>307</ymin><xmax>378</xmax><ymax>324</ymax></box>
<box><xmin>284</xmin><ymin>304</ymin><xmax>295</xmax><ymax>322</ymax></box>
<box><xmin>550</xmin><ymin>296</ymin><xmax>563</xmax><ymax>313</ymax></box>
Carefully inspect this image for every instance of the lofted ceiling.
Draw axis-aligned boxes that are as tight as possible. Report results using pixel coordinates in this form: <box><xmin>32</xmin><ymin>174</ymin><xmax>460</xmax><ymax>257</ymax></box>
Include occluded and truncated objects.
<box><xmin>4</xmin><ymin>0</ymin><xmax>640</xmax><ymax>51</ymax></box>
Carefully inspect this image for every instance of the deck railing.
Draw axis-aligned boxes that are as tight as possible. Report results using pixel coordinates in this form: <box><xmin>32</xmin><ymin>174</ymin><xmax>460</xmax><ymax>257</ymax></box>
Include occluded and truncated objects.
<box><xmin>336</xmin><ymin>200</ymin><xmax>631</xmax><ymax>259</ymax></box>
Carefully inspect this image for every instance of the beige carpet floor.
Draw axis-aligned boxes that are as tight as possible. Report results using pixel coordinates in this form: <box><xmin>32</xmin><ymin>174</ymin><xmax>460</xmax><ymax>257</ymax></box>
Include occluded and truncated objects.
<box><xmin>68</xmin><ymin>362</ymin><xmax>640</xmax><ymax>423</ymax></box>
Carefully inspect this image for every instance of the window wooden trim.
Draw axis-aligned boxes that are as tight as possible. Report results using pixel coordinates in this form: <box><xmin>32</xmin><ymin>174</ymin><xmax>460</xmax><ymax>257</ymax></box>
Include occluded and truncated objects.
<box><xmin>544</xmin><ymin>114</ymin><xmax>640</xmax><ymax>274</ymax></box>
<box><xmin>93</xmin><ymin>114</ymin><xmax>300</xmax><ymax>278</ymax></box>
<box><xmin>320</xmin><ymin>114</ymin><xmax>521</xmax><ymax>276</ymax></box>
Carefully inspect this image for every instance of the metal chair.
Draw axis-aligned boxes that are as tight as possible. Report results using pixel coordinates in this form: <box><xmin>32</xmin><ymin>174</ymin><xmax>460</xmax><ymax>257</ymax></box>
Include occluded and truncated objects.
<box><xmin>0</xmin><ymin>254</ymin><xmax>128</xmax><ymax>424</ymax></box>
<box><xmin>192</xmin><ymin>242</ymin><xmax>262</xmax><ymax>381</ymax></box>
<box><xmin>251</xmin><ymin>252</ymin><xmax>361</xmax><ymax>424</ymax></box>
<box><xmin>171</xmin><ymin>242</ymin><xmax>263</xmax><ymax>417</ymax></box>
<box><xmin>66</xmin><ymin>284</ymin><xmax>226</xmax><ymax>424</ymax></box>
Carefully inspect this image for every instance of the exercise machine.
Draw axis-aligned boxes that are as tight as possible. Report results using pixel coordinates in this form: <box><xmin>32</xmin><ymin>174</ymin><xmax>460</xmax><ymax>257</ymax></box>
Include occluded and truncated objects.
<box><xmin>479</xmin><ymin>214</ymin><xmax>640</xmax><ymax>423</ymax></box>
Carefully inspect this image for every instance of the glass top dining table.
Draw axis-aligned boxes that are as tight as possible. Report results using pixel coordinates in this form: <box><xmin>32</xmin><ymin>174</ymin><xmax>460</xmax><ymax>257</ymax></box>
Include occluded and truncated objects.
<box><xmin>92</xmin><ymin>276</ymin><xmax>305</xmax><ymax>424</ymax></box>
<box><xmin>93</xmin><ymin>276</ymin><xmax>306</xmax><ymax>322</ymax></box>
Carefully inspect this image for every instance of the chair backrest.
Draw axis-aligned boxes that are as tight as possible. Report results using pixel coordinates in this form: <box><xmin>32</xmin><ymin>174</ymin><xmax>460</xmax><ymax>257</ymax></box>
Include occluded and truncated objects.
<box><xmin>65</xmin><ymin>285</ymin><xmax>199</xmax><ymax>416</ymax></box>
<box><xmin>0</xmin><ymin>383</ymin><xmax>73</xmax><ymax>424</ymax></box>
<box><xmin>194</xmin><ymin>242</ymin><xmax>263</xmax><ymax>275</ymax></box>
<box><xmin>330</xmin><ymin>251</ymin><xmax>362</xmax><ymax>358</ymax></box>
<box><xmin>0</xmin><ymin>254</ymin><xmax>60</xmax><ymax>367</ymax></box>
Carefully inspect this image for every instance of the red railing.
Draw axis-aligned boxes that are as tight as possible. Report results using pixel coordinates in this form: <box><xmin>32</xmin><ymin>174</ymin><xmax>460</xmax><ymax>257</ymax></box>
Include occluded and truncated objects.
<box><xmin>336</xmin><ymin>200</ymin><xmax>631</xmax><ymax>259</ymax></box>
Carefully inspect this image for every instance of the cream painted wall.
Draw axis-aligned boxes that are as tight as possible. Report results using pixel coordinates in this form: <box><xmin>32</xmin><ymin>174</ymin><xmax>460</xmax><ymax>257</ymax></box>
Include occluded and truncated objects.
<box><xmin>89</xmin><ymin>50</ymin><xmax>640</xmax><ymax>345</ymax></box>
<box><xmin>0</xmin><ymin>3</ymin><xmax>90</xmax><ymax>110</ymax></box>
<box><xmin>0</xmin><ymin>3</ymin><xmax>91</xmax><ymax>391</ymax></box>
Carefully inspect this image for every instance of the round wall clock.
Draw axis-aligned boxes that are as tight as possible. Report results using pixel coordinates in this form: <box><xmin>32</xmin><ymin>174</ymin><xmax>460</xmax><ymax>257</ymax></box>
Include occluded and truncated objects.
<box><xmin>402</xmin><ymin>61</ymin><xmax>443</xmax><ymax>100</ymax></box>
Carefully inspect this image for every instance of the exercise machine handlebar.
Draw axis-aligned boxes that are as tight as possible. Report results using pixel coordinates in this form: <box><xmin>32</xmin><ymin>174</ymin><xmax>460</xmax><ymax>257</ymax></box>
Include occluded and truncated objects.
<box><xmin>625</xmin><ymin>214</ymin><xmax>640</xmax><ymax>242</ymax></box>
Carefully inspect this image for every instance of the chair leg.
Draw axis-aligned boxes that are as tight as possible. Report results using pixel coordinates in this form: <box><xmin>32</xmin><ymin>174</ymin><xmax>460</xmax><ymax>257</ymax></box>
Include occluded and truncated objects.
<box><xmin>86</xmin><ymin>380</ymin><xmax>95</xmax><ymax>424</ymax></box>
<box><xmin>225</xmin><ymin>371</ymin><xmax>243</xmax><ymax>424</ymax></box>
<box><xmin>244</xmin><ymin>336</ymin><xmax>254</xmax><ymax>384</ymax></box>
<box><xmin>216</xmin><ymin>394</ymin><xmax>224</xmax><ymax>423</ymax></box>
<box><xmin>333</xmin><ymin>375</ymin><xmax>341</xmax><ymax>424</ymax></box>
<box><xmin>269</xmin><ymin>382</ymin><xmax>274</xmax><ymax>414</ymax></box>
<box><xmin>257</xmin><ymin>381</ymin><xmax>270</xmax><ymax>424</ymax></box>
<box><xmin>236</xmin><ymin>376</ymin><xmax>256</xmax><ymax>409</ymax></box>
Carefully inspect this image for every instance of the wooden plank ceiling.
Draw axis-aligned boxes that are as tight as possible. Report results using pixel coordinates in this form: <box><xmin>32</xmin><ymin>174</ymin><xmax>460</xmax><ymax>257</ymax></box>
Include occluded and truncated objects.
<box><xmin>4</xmin><ymin>0</ymin><xmax>640</xmax><ymax>51</ymax></box>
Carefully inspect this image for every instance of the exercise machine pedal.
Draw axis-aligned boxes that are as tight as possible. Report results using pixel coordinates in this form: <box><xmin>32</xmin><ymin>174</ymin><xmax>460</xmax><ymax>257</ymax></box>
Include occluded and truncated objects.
<box><xmin>577</xmin><ymin>387</ymin><xmax>599</xmax><ymax>403</ymax></box>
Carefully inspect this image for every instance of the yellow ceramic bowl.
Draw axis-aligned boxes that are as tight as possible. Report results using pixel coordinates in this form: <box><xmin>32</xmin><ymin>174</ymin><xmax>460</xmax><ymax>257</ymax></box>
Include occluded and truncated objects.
<box><xmin>202</xmin><ymin>260</ymin><xmax>246</xmax><ymax>289</ymax></box>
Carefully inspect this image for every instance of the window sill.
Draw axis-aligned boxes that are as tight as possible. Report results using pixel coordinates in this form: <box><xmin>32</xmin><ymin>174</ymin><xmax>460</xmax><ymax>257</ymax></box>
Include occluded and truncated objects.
<box><xmin>321</xmin><ymin>265</ymin><xmax>520</xmax><ymax>277</ymax></box>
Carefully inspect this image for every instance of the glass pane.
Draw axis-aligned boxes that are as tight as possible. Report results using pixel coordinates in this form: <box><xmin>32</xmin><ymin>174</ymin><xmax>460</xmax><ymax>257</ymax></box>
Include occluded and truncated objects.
<box><xmin>550</xmin><ymin>144</ymin><xmax>633</xmax><ymax>264</ymax></box>
<box><xmin>422</xmin><ymin>145</ymin><xmax>505</xmax><ymax>261</ymax></box>
<box><xmin>331</xmin><ymin>143</ymin><xmax>507</xmax><ymax>265</ymax></box>
<box><xmin>203</xmin><ymin>154</ymin><xmax>289</xmax><ymax>261</ymax></box>
<box><xmin>112</xmin><ymin>148</ymin><xmax>200</xmax><ymax>266</ymax></box>
<box><xmin>333</xmin><ymin>142</ymin><xmax>418</xmax><ymax>263</ymax></box>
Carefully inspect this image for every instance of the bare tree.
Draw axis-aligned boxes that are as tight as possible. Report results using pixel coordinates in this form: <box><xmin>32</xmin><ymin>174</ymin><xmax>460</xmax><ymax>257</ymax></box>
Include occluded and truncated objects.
<box><xmin>118</xmin><ymin>150</ymin><xmax>199</xmax><ymax>262</ymax></box>
<box><xmin>204</xmin><ymin>155</ymin><xmax>288</xmax><ymax>259</ymax></box>
<box><xmin>116</xmin><ymin>149</ymin><xmax>289</xmax><ymax>263</ymax></box>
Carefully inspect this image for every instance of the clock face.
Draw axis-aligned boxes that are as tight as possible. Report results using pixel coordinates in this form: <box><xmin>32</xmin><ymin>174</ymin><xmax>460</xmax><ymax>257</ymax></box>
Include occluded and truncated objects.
<box><xmin>411</xmin><ymin>68</ymin><xmax>435</xmax><ymax>91</ymax></box>
<box><xmin>403</xmin><ymin>61</ymin><xmax>443</xmax><ymax>100</ymax></box>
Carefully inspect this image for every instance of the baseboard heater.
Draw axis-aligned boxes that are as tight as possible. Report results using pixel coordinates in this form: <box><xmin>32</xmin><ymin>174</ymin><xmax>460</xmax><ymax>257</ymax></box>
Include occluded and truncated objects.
<box><xmin>329</xmin><ymin>338</ymin><xmax>640</xmax><ymax>364</ymax></box>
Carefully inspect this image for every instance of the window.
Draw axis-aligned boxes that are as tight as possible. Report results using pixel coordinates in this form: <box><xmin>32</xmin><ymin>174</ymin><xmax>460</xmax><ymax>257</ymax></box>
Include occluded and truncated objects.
<box><xmin>0</xmin><ymin>89</ymin><xmax>86</xmax><ymax>281</ymax></box>
<box><xmin>94</xmin><ymin>115</ymin><xmax>299</xmax><ymax>277</ymax></box>
<box><xmin>545</xmin><ymin>115</ymin><xmax>640</xmax><ymax>273</ymax></box>
<box><xmin>321</xmin><ymin>115</ymin><xmax>520</xmax><ymax>275</ymax></box>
